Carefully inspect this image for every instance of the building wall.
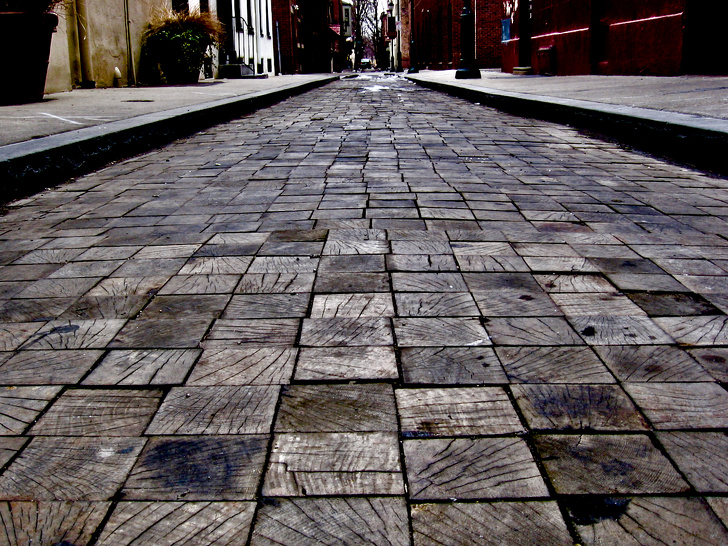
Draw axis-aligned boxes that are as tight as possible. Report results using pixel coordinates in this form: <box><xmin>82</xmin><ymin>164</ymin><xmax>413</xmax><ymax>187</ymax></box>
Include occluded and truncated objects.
<box><xmin>474</xmin><ymin>0</ymin><xmax>501</xmax><ymax>68</ymax></box>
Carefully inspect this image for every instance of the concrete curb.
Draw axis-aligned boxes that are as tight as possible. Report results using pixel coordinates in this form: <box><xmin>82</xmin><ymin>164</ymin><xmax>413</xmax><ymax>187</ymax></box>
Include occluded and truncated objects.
<box><xmin>407</xmin><ymin>75</ymin><xmax>728</xmax><ymax>176</ymax></box>
<box><xmin>0</xmin><ymin>75</ymin><xmax>339</xmax><ymax>202</ymax></box>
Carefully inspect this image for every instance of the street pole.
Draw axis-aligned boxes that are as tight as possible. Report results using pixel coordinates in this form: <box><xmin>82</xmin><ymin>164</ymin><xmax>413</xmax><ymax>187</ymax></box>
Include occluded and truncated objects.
<box><xmin>455</xmin><ymin>0</ymin><xmax>481</xmax><ymax>79</ymax></box>
<box><xmin>408</xmin><ymin>0</ymin><xmax>418</xmax><ymax>73</ymax></box>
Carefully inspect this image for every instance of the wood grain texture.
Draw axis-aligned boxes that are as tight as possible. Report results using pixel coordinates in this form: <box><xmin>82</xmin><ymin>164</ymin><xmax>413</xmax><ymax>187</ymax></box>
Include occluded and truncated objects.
<box><xmin>83</xmin><ymin>349</ymin><xmax>200</xmax><ymax>385</ymax></box>
<box><xmin>659</xmin><ymin>432</ymin><xmax>728</xmax><ymax>493</ymax></box>
<box><xmin>295</xmin><ymin>347</ymin><xmax>398</xmax><ymax>380</ymax></box>
<box><xmin>496</xmin><ymin>346</ymin><xmax>613</xmax><ymax>383</ymax></box>
<box><xmin>594</xmin><ymin>345</ymin><xmax>712</xmax><ymax>382</ymax></box>
<box><xmin>0</xmin><ymin>350</ymin><xmax>103</xmax><ymax>384</ymax></box>
<box><xmin>300</xmin><ymin>318</ymin><xmax>393</xmax><ymax>346</ymax></box>
<box><xmin>0</xmin><ymin>386</ymin><xmax>61</xmax><ymax>435</ymax></box>
<box><xmin>23</xmin><ymin>320</ymin><xmax>127</xmax><ymax>350</ymax></box>
<box><xmin>394</xmin><ymin>318</ymin><xmax>490</xmax><ymax>347</ymax></box>
<box><xmin>401</xmin><ymin>346</ymin><xmax>506</xmax><ymax>384</ymax></box>
<box><xmin>187</xmin><ymin>348</ymin><xmax>296</xmax><ymax>385</ymax></box>
<box><xmin>624</xmin><ymin>383</ymin><xmax>728</xmax><ymax>429</ymax></box>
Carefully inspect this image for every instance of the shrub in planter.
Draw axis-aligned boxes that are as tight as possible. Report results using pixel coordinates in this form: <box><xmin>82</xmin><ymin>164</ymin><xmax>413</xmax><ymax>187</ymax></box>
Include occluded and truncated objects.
<box><xmin>141</xmin><ymin>8</ymin><xmax>224</xmax><ymax>85</ymax></box>
<box><xmin>0</xmin><ymin>0</ymin><xmax>67</xmax><ymax>104</ymax></box>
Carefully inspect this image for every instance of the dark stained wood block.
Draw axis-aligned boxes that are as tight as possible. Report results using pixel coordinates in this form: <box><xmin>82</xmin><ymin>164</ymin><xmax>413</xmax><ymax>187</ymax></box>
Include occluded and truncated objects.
<box><xmin>276</xmin><ymin>384</ymin><xmax>396</xmax><ymax>433</ymax></box>
<box><xmin>264</xmin><ymin>432</ymin><xmax>403</xmax><ymax>496</ymax></box>
<box><xmin>412</xmin><ymin>502</ymin><xmax>573</xmax><ymax>545</ymax></box>
<box><xmin>595</xmin><ymin>345</ymin><xmax>712</xmax><ymax>382</ymax></box>
<box><xmin>252</xmin><ymin>497</ymin><xmax>409</xmax><ymax>546</ymax></box>
<box><xmin>624</xmin><ymin>383</ymin><xmax>728</xmax><ymax>429</ymax></box>
<box><xmin>22</xmin><ymin>319</ymin><xmax>127</xmax><ymax>350</ymax></box>
<box><xmin>570</xmin><ymin>497</ymin><xmax>728</xmax><ymax>545</ymax></box>
<box><xmin>109</xmin><ymin>318</ymin><xmax>212</xmax><ymax>349</ymax></box>
<box><xmin>187</xmin><ymin>348</ymin><xmax>297</xmax><ymax>385</ymax></box>
<box><xmin>569</xmin><ymin>316</ymin><xmax>674</xmax><ymax>345</ymax></box>
<box><xmin>404</xmin><ymin>437</ymin><xmax>548</xmax><ymax>500</ymax></box>
<box><xmin>0</xmin><ymin>386</ymin><xmax>61</xmax><ymax>435</ymax></box>
<box><xmin>0</xmin><ymin>298</ymin><xmax>76</xmax><ymax>322</ymax></box>
<box><xmin>535</xmin><ymin>274</ymin><xmax>614</xmax><ymax>293</ymax></box>
<box><xmin>0</xmin><ymin>437</ymin><xmax>146</xmax><ymax>500</ymax></box>
<box><xmin>688</xmin><ymin>347</ymin><xmax>728</xmax><ymax>382</ymax></box>
<box><xmin>314</xmin><ymin>272</ymin><xmax>390</xmax><ymax>293</ymax></box>
<box><xmin>146</xmin><ymin>386</ymin><xmax>279</xmax><ymax>435</ymax></box>
<box><xmin>0</xmin><ymin>501</ymin><xmax>111</xmax><ymax>546</ymax></box>
<box><xmin>401</xmin><ymin>346</ymin><xmax>507</xmax><ymax>384</ymax></box>
<box><xmin>513</xmin><ymin>384</ymin><xmax>648</xmax><ymax>431</ymax></box>
<box><xmin>535</xmin><ymin>434</ymin><xmax>688</xmax><ymax>494</ymax></box>
<box><xmin>397</xmin><ymin>387</ymin><xmax>523</xmax><ymax>436</ymax></box>
<box><xmin>394</xmin><ymin>318</ymin><xmax>490</xmax><ymax>347</ymax></box>
<box><xmin>31</xmin><ymin>389</ymin><xmax>162</xmax><ymax>436</ymax></box>
<box><xmin>83</xmin><ymin>349</ymin><xmax>200</xmax><ymax>385</ymax></box>
<box><xmin>98</xmin><ymin>501</ymin><xmax>256</xmax><ymax>545</ymax></box>
<box><xmin>628</xmin><ymin>292</ymin><xmax>721</xmax><ymax>317</ymax></box>
<box><xmin>295</xmin><ymin>346</ymin><xmax>398</xmax><ymax>380</ymax></box>
<box><xmin>300</xmin><ymin>318</ymin><xmax>393</xmax><ymax>346</ymax></box>
<box><xmin>0</xmin><ymin>350</ymin><xmax>103</xmax><ymax>384</ymax></box>
<box><xmin>473</xmin><ymin>289</ymin><xmax>563</xmax><ymax>317</ymax></box>
<box><xmin>123</xmin><ymin>436</ymin><xmax>268</xmax><ymax>500</ymax></box>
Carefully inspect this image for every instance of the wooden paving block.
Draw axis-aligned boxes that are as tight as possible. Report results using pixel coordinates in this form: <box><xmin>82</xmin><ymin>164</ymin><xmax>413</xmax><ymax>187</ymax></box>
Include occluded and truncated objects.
<box><xmin>454</xmin><ymin>255</ymin><xmax>530</xmax><ymax>272</ymax></box>
<box><xmin>179</xmin><ymin>256</ymin><xmax>253</xmax><ymax>275</ymax></box>
<box><xmin>628</xmin><ymin>292</ymin><xmax>721</xmax><ymax>316</ymax></box>
<box><xmin>158</xmin><ymin>275</ymin><xmax>240</xmax><ymax>295</ymax></box>
<box><xmin>247</xmin><ymin>256</ymin><xmax>319</xmax><ymax>273</ymax></box>
<box><xmin>84</xmin><ymin>349</ymin><xmax>200</xmax><ymax>385</ymax></box>
<box><xmin>0</xmin><ymin>297</ymin><xmax>76</xmax><ymax>322</ymax></box>
<box><xmin>523</xmin><ymin>256</ymin><xmax>599</xmax><ymax>273</ymax></box>
<box><xmin>658</xmin><ymin>432</ymin><xmax>728</xmax><ymax>493</ymax></box>
<box><xmin>276</xmin><ymin>384</ymin><xmax>397</xmax><ymax>432</ymax></box>
<box><xmin>513</xmin><ymin>384</ymin><xmax>648</xmax><ymax>431</ymax></box>
<box><xmin>22</xmin><ymin>319</ymin><xmax>126</xmax><ymax>350</ymax></box>
<box><xmin>687</xmin><ymin>347</ymin><xmax>728</xmax><ymax>382</ymax></box>
<box><xmin>396</xmin><ymin>292</ymin><xmax>479</xmax><ymax>317</ymax></box>
<box><xmin>412</xmin><ymin>502</ymin><xmax>573</xmax><ymax>546</ymax></box>
<box><xmin>0</xmin><ymin>350</ymin><xmax>103</xmax><ymax>384</ymax></box>
<box><xmin>251</xmin><ymin>497</ymin><xmax>409</xmax><ymax>546</ymax></box>
<box><xmin>146</xmin><ymin>386</ymin><xmax>279</xmax><ymax>435</ymax></box>
<box><xmin>187</xmin><ymin>348</ymin><xmax>296</xmax><ymax>385</ymax></box>
<box><xmin>461</xmin><ymin>273</ymin><xmax>542</xmax><ymax>292</ymax></box>
<box><xmin>0</xmin><ymin>437</ymin><xmax>27</xmax><ymax>467</ymax></box>
<box><xmin>0</xmin><ymin>323</ymin><xmax>43</xmax><ymax>351</ymax></box>
<box><xmin>386</xmin><ymin>254</ymin><xmax>458</xmax><ymax>272</ymax></box>
<box><xmin>570</xmin><ymin>497</ymin><xmax>728</xmax><ymax>546</ymax></box>
<box><xmin>473</xmin><ymin>289</ymin><xmax>563</xmax><ymax>317</ymax></box>
<box><xmin>300</xmin><ymin>318</ymin><xmax>393</xmax><ymax>346</ymax></box>
<box><xmin>624</xmin><ymin>383</ymin><xmax>728</xmax><ymax>429</ymax></box>
<box><xmin>0</xmin><ymin>437</ymin><xmax>146</xmax><ymax>500</ymax></box>
<box><xmin>60</xmin><ymin>295</ymin><xmax>148</xmax><ymax>320</ymax></box>
<box><xmin>295</xmin><ymin>346</ymin><xmax>398</xmax><ymax>380</ymax></box>
<box><xmin>570</xmin><ymin>316</ymin><xmax>674</xmax><ymax>345</ymax></box>
<box><xmin>31</xmin><ymin>389</ymin><xmax>162</xmax><ymax>436</ymax></box>
<box><xmin>0</xmin><ymin>386</ymin><xmax>62</xmax><ymax>435</ymax></box>
<box><xmin>534</xmin><ymin>434</ymin><xmax>688</xmax><ymax>495</ymax></box>
<box><xmin>236</xmin><ymin>273</ymin><xmax>315</xmax><ymax>293</ymax></box>
<box><xmin>141</xmin><ymin>295</ymin><xmax>230</xmax><ymax>319</ymax></box>
<box><xmin>535</xmin><ymin>274</ymin><xmax>614</xmax><ymax>293</ymax></box>
<box><xmin>451</xmin><ymin>242</ymin><xmax>516</xmax><ymax>256</ymax></box>
<box><xmin>594</xmin><ymin>345</ymin><xmax>712</xmax><ymax>382</ymax></box>
<box><xmin>320</xmin><ymin>254</ymin><xmax>386</xmax><ymax>272</ymax></box>
<box><xmin>654</xmin><ymin>315</ymin><xmax>728</xmax><ymax>345</ymax></box>
<box><xmin>98</xmin><ymin>501</ymin><xmax>256</xmax><ymax>546</ymax></box>
<box><xmin>397</xmin><ymin>387</ymin><xmax>523</xmax><ymax>436</ymax></box>
<box><xmin>485</xmin><ymin>317</ymin><xmax>585</xmax><ymax>346</ymax></box>
<box><xmin>394</xmin><ymin>318</ymin><xmax>490</xmax><ymax>347</ymax></box>
<box><xmin>204</xmin><ymin>319</ymin><xmax>300</xmax><ymax>347</ymax></box>
<box><xmin>87</xmin><ymin>277</ymin><xmax>169</xmax><ymax>297</ymax></box>
<box><xmin>310</xmin><ymin>293</ymin><xmax>394</xmax><ymax>318</ymax></box>
<box><xmin>264</xmin><ymin>432</ymin><xmax>403</xmax><ymax>496</ymax></box>
<box><xmin>323</xmin><ymin>240</ymin><xmax>390</xmax><ymax>255</ymax></box>
<box><xmin>109</xmin><ymin>318</ymin><xmax>212</xmax><ymax>349</ymax></box>
<box><xmin>17</xmin><ymin>277</ymin><xmax>102</xmax><ymax>299</ymax></box>
<box><xmin>404</xmin><ymin>437</ymin><xmax>548</xmax><ymax>500</ymax></box>
<box><xmin>223</xmin><ymin>293</ymin><xmax>310</xmax><ymax>318</ymax></box>
<box><xmin>401</xmin><ymin>346</ymin><xmax>507</xmax><ymax>384</ymax></box>
<box><xmin>550</xmin><ymin>292</ymin><xmax>646</xmax><ymax>316</ymax></box>
<box><xmin>390</xmin><ymin>240</ymin><xmax>453</xmax><ymax>254</ymax></box>
<box><xmin>314</xmin><ymin>272</ymin><xmax>391</xmax><ymax>293</ymax></box>
<box><xmin>123</xmin><ymin>436</ymin><xmax>268</xmax><ymax>501</ymax></box>
<box><xmin>0</xmin><ymin>501</ymin><xmax>111</xmax><ymax>546</ymax></box>
<box><xmin>391</xmin><ymin>273</ymin><xmax>468</xmax><ymax>292</ymax></box>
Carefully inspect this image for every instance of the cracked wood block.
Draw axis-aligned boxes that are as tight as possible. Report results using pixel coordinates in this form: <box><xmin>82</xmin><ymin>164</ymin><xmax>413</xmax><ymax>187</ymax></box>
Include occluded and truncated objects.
<box><xmin>496</xmin><ymin>346</ymin><xmax>613</xmax><ymax>383</ymax></box>
<box><xmin>98</xmin><ymin>501</ymin><xmax>256</xmax><ymax>545</ymax></box>
<box><xmin>412</xmin><ymin>501</ymin><xmax>572</xmax><ymax>545</ymax></box>
<box><xmin>251</xmin><ymin>497</ymin><xmax>409</xmax><ymax>546</ymax></box>
<box><xmin>397</xmin><ymin>387</ymin><xmax>523</xmax><ymax>437</ymax></box>
<box><xmin>658</xmin><ymin>432</ymin><xmax>728</xmax><ymax>492</ymax></box>
<box><xmin>0</xmin><ymin>437</ymin><xmax>146</xmax><ymax>500</ymax></box>
<box><xmin>472</xmin><ymin>289</ymin><xmax>563</xmax><ymax>317</ymax></box>
<box><xmin>21</xmin><ymin>320</ymin><xmax>127</xmax><ymax>350</ymax></box>
<box><xmin>394</xmin><ymin>318</ymin><xmax>490</xmax><ymax>347</ymax></box>
<box><xmin>0</xmin><ymin>298</ymin><xmax>76</xmax><ymax>322</ymax></box>
<box><xmin>0</xmin><ymin>437</ymin><xmax>26</xmax><ymax>467</ymax></box>
<box><xmin>535</xmin><ymin>274</ymin><xmax>614</xmax><ymax>293</ymax></box>
<box><xmin>83</xmin><ymin>349</ymin><xmax>200</xmax><ymax>385</ymax></box>
<box><xmin>223</xmin><ymin>294</ymin><xmax>310</xmax><ymax>319</ymax></box>
<box><xmin>263</xmin><ymin>432</ymin><xmax>403</xmax><ymax>496</ymax></box>
<box><xmin>276</xmin><ymin>384</ymin><xmax>397</xmax><ymax>433</ymax></box>
<box><xmin>688</xmin><ymin>347</ymin><xmax>728</xmax><ymax>382</ymax></box>
<box><xmin>247</xmin><ymin>256</ymin><xmax>319</xmax><ymax>273</ymax></box>
<box><xmin>569</xmin><ymin>316</ymin><xmax>674</xmax><ymax>345</ymax></box>
<box><xmin>123</xmin><ymin>436</ymin><xmax>268</xmax><ymax>501</ymax></box>
<box><xmin>454</xmin><ymin>255</ymin><xmax>530</xmax><ymax>272</ymax></box>
<box><xmin>404</xmin><ymin>437</ymin><xmax>548</xmax><ymax>500</ymax></box>
<box><xmin>146</xmin><ymin>386</ymin><xmax>279</xmax><ymax>435</ymax></box>
<box><xmin>179</xmin><ymin>256</ymin><xmax>254</xmax><ymax>275</ymax></box>
<box><xmin>401</xmin><ymin>346</ymin><xmax>506</xmax><ymax>384</ymax></box>
<box><xmin>60</xmin><ymin>295</ymin><xmax>149</xmax><ymax>320</ymax></box>
<box><xmin>236</xmin><ymin>273</ymin><xmax>315</xmax><ymax>293</ymax></box>
<box><xmin>0</xmin><ymin>350</ymin><xmax>103</xmax><ymax>384</ymax></box>
<box><xmin>295</xmin><ymin>346</ymin><xmax>397</xmax><ymax>380</ymax></box>
<box><xmin>523</xmin><ymin>256</ymin><xmax>599</xmax><ymax>273</ymax></box>
<box><xmin>87</xmin><ymin>277</ymin><xmax>169</xmax><ymax>297</ymax></box>
<box><xmin>0</xmin><ymin>386</ymin><xmax>61</xmax><ymax>435</ymax></box>
<box><xmin>594</xmin><ymin>345</ymin><xmax>712</xmax><ymax>382</ymax></box>
<box><xmin>513</xmin><ymin>384</ymin><xmax>648</xmax><ymax>431</ymax></box>
<box><xmin>31</xmin><ymin>389</ymin><xmax>162</xmax><ymax>436</ymax></box>
<box><xmin>187</xmin><ymin>348</ymin><xmax>297</xmax><ymax>385</ymax></box>
<box><xmin>158</xmin><ymin>275</ymin><xmax>241</xmax><ymax>295</ymax></box>
<box><xmin>485</xmin><ymin>317</ymin><xmax>585</xmax><ymax>346</ymax></box>
<box><xmin>653</xmin><ymin>315</ymin><xmax>728</xmax><ymax>345</ymax></box>
<box><xmin>569</xmin><ymin>497</ymin><xmax>728</xmax><ymax>545</ymax></box>
<box><xmin>0</xmin><ymin>501</ymin><xmax>111</xmax><ymax>546</ymax></box>
<box><xmin>386</xmin><ymin>254</ymin><xmax>457</xmax><ymax>272</ymax></box>
<box><xmin>391</xmin><ymin>273</ymin><xmax>468</xmax><ymax>292</ymax></box>
<box><xmin>141</xmin><ymin>295</ymin><xmax>230</xmax><ymax>319</ymax></box>
<box><xmin>390</xmin><ymin>240</ymin><xmax>453</xmax><ymax>255</ymax></box>
<box><xmin>109</xmin><ymin>318</ymin><xmax>212</xmax><ymax>349</ymax></box>
<box><xmin>535</xmin><ymin>434</ymin><xmax>688</xmax><ymax>495</ymax></box>
<box><xmin>16</xmin><ymin>277</ymin><xmax>102</xmax><ymax>299</ymax></box>
<box><xmin>322</xmin><ymin>240</ymin><xmax>390</xmax><ymax>255</ymax></box>
<box><xmin>204</xmin><ymin>319</ymin><xmax>300</xmax><ymax>347</ymax></box>
<box><xmin>310</xmin><ymin>293</ymin><xmax>394</xmax><ymax>318</ymax></box>
<box><xmin>624</xmin><ymin>383</ymin><xmax>728</xmax><ymax>429</ymax></box>
<box><xmin>550</xmin><ymin>292</ymin><xmax>646</xmax><ymax>316</ymax></box>
<box><xmin>0</xmin><ymin>323</ymin><xmax>43</xmax><ymax>351</ymax></box>
<box><xmin>300</xmin><ymin>318</ymin><xmax>393</xmax><ymax>346</ymax></box>
<box><xmin>396</xmin><ymin>292</ymin><xmax>480</xmax><ymax>317</ymax></box>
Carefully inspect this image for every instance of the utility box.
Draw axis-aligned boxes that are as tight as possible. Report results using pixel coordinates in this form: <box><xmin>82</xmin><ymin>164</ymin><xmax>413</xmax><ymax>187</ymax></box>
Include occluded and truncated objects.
<box><xmin>537</xmin><ymin>46</ymin><xmax>555</xmax><ymax>75</ymax></box>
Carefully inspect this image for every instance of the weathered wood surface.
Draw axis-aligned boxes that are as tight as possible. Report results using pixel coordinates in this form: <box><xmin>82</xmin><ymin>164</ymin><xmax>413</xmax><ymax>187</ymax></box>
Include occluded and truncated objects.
<box><xmin>496</xmin><ymin>346</ymin><xmax>613</xmax><ymax>383</ymax></box>
<box><xmin>187</xmin><ymin>348</ymin><xmax>296</xmax><ymax>385</ymax></box>
<box><xmin>625</xmin><ymin>383</ymin><xmax>728</xmax><ymax>429</ymax></box>
<box><xmin>296</xmin><ymin>346</ymin><xmax>398</xmax><ymax>380</ymax></box>
<box><xmin>84</xmin><ymin>349</ymin><xmax>200</xmax><ymax>385</ymax></box>
<box><xmin>401</xmin><ymin>346</ymin><xmax>506</xmax><ymax>384</ymax></box>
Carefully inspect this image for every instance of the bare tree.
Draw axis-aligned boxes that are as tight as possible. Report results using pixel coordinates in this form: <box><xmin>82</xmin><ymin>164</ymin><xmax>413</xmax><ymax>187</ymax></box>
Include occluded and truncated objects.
<box><xmin>354</xmin><ymin>0</ymin><xmax>380</xmax><ymax>66</ymax></box>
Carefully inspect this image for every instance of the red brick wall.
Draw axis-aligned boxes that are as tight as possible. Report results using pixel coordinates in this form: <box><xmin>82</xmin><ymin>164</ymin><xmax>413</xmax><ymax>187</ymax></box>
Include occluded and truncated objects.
<box><xmin>474</xmin><ymin>0</ymin><xmax>502</xmax><ymax>68</ymax></box>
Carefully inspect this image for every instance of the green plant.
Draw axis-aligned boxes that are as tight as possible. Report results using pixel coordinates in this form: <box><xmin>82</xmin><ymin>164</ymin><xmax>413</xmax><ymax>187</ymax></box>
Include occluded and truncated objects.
<box><xmin>141</xmin><ymin>8</ymin><xmax>224</xmax><ymax>85</ymax></box>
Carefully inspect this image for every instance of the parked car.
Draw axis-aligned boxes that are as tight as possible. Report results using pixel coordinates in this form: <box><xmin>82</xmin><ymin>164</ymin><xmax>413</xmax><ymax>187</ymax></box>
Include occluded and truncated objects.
<box><xmin>360</xmin><ymin>58</ymin><xmax>372</xmax><ymax>70</ymax></box>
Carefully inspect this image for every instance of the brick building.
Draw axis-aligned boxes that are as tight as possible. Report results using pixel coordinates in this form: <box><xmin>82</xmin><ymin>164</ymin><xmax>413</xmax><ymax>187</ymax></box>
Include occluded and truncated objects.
<box><xmin>502</xmin><ymin>0</ymin><xmax>728</xmax><ymax>76</ymax></box>
<box><xmin>405</xmin><ymin>0</ymin><xmax>501</xmax><ymax>71</ymax></box>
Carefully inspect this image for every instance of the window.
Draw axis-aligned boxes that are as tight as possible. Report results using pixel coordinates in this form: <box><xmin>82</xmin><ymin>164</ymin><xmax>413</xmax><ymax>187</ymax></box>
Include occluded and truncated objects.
<box><xmin>267</xmin><ymin>58</ymin><xmax>272</xmax><ymax>72</ymax></box>
<box><xmin>172</xmin><ymin>0</ymin><xmax>188</xmax><ymax>12</ymax></box>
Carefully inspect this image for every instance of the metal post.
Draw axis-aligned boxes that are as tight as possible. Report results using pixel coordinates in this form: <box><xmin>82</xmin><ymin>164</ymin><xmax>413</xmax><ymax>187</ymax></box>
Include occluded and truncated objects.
<box><xmin>455</xmin><ymin>0</ymin><xmax>480</xmax><ymax>79</ymax></box>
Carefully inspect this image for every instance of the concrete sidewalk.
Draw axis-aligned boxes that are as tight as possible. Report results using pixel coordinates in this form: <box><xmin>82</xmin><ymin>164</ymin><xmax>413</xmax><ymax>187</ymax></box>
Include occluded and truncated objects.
<box><xmin>408</xmin><ymin>70</ymin><xmax>728</xmax><ymax>176</ymax></box>
<box><xmin>0</xmin><ymin>75</ymin><xmax>338</xmax><ymax>201</ymax></box>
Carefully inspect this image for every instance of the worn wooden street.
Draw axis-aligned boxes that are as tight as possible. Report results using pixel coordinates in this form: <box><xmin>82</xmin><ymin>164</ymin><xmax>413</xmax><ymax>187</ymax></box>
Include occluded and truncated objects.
<box><xmin>2</xmin><ymin>74</ymin><xmax>728</xmax><ymax>544</ymax></box>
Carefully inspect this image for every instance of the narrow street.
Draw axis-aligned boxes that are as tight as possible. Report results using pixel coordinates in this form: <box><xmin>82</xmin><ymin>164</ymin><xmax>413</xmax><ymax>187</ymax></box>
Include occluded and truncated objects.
<box><xmin>2</xmin><ymin>74</ymin><xmax>728</xmax><ymax>544</ymax></box>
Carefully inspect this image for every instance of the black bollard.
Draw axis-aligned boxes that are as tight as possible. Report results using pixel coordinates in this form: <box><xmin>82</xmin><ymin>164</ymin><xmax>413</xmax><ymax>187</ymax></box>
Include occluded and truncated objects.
<box><xmin>455</xmin><ymin>0</ymin><xmax>481</xmax><ymax>79</ymax></box>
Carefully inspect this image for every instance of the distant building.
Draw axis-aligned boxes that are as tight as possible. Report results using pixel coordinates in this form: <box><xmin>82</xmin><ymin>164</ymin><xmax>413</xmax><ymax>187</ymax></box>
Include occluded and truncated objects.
<box><xmin>502</xmin><ymin>0</ymin><xmax>728</xmax><ymax>76</ymax></box>
<box><xmin>216</xmin><ymin>0</ymin><xmax>276</xmax><ymax>76</ymax></box>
